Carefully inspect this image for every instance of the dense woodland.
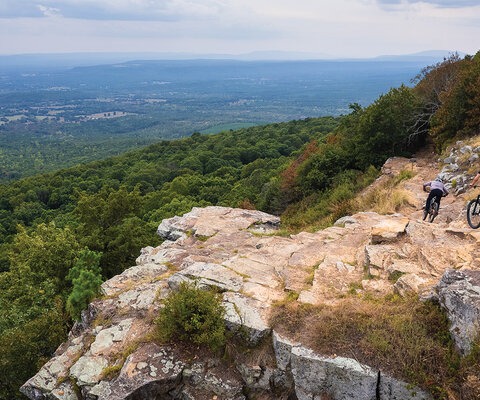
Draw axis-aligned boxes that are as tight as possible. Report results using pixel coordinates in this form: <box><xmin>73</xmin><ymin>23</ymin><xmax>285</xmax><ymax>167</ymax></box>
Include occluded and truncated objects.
<box><xmin>1</xmin><ymin>52</ymin><xmax>480</xmax><ymax>399</ymax></box>
<box><xmin>0</xmin><ymin>59</ymin><xmax>429</xmax><ymax>182</ymax></box>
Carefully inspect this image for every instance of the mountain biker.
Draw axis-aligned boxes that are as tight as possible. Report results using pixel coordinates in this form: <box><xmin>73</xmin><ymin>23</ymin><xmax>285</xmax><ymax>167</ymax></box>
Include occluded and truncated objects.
<box><xmin>423</xmin><ymin>176</ymin><xmax>449</xmax><ymax>220</ymax></box>
<box><xmin>470</xmin><ymin>171</ymin><xmax>480</xmax><ymax>187</ymax></box>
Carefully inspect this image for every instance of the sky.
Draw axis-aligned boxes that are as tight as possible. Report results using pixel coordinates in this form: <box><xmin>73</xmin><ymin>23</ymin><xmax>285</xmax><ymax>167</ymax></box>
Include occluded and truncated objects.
<box><xmin>0</xmin><ymin>0</ymin><xmax>478</xmax><ymax>58</ymax></box>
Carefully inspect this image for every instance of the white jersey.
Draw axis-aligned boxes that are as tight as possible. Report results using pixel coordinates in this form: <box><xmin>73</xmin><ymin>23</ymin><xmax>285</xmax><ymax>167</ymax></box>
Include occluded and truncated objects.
<box><xmin>424</xmin><ymin>180</ymin><xmax>448</xmax><ymax>195</ymax></box>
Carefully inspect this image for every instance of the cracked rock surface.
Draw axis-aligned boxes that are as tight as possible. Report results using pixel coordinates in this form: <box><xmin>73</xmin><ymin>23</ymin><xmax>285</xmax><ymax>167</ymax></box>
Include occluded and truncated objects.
<box><xmin>21</xmin><ymin>149</ymin><xmax>480</xmax><ymax>399</ymax></box>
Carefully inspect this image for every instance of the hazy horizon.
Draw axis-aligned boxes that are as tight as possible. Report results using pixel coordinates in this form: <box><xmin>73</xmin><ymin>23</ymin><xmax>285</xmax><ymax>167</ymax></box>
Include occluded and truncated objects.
<box><xmin>1</xmin><ymin>0</ymin><xmax>478</xmax><ymax>58</ymax></box>
<box><xmin>0</xmin><ymin>49</ymin><xmax>464</xmax><ymax>71</ymax></box>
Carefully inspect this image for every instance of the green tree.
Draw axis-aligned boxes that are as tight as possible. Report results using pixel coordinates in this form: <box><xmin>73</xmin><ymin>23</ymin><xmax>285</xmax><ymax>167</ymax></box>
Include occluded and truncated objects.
<box><xmin>75</xmin><ymin>186</ymin><xmax>154</xmax><ymax>276</ymax></box>
<box><xmin>8</xmin><ymin>222</ymin><xmax>80</xmax><ymax>292</ymax></box>
<box><xmin>0</xmin><ymin>238</ymin><xmax>72</xmax><ymax>398</ymax></box>
<box><xmin>428</xmin><ymin>52</ymin><xmax>480</xmax><ymax>145</ymax></box>
<box><xmin>0</xmin><ymin>300</ymin><xmax>66</xmax><ymax>400</ymax></box>
<box><xmin>412</xmin><ymin>52</ymin><xmax>466</xmax><ymax>148</ymax></box>
<box><xmin>66</xmin><ymin>249</ymin><xmax>103</xmax><ymax>320</ymax></box>
<box><xmin>352</xmin><ymin>85</ymin><xmax>422</xmax><ymax>168</ymax></box>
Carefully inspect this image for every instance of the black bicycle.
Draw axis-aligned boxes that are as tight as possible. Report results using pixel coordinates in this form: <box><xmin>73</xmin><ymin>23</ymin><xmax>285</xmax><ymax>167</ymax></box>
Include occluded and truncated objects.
<box><xmin>424</xmin><ymin>195</ymin><xmax>440</xmax><ymax>223</ymax></box>
<box><xmin>467</xmin><ymin>190</ymin><xmax>480</xmax><ymax>229</ymax></box>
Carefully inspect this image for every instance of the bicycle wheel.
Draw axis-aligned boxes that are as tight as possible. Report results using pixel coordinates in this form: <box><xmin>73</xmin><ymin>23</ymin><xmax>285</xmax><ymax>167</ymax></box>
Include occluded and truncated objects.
<box><xmin>428</xmin><ymin>201</ymin><xmax>439</xmax><ymax>223</ymax></box>
<box><xmin>467</xmin><ymin>199</ymin><xmax>480</xmax><ymax>229</ymax></box>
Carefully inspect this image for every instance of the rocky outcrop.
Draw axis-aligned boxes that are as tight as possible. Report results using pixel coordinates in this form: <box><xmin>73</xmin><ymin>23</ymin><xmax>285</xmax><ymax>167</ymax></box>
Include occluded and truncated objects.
<box><xmin>156</xmin><ymin>206</ymin><xmax>280</xmax><ymax>241</ymax></box>
<box><xmin>22</xmin><ymin>203</ymin><xmax>480</xmax><ymax>400</ymax></box>
<box><xmin>273</xmin><ymin>332</ymin><xmax>431</xmax><ymax>400</ymax></box>
<box><xmin>21</xmin><ymin>143</ymin><xmax>480</xmax><ymax>399</ymax></box>
<box><xmin>438</xmin><ymin>141</ymin><xmax>480</xmax><ymax>195</ymax></box>
<box><xmin>434</xmin><ymin>269</ymin><xmax>480</xmax><ymax>355</ymax></box>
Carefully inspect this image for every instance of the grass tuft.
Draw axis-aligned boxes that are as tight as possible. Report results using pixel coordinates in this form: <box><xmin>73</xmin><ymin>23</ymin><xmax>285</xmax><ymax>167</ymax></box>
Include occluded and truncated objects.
<box><xmin>271</xmin><ymin>294</ymin><xmax>461</xmax><ymax>399</ymax></box>
<box><xmin>282</xmin><ymin>166</ymin><xmax>381</xmax><ymax>232</ymax></box>
<box><xmin>355</xmin><ymin>171</ymin><xmax>416</xmax><ymax>214</ymax></box>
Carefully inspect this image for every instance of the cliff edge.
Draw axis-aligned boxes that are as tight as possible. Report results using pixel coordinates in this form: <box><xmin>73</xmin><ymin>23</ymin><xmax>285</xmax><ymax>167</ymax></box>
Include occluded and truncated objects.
<box><xmin>21</xmin><ymin>141</ymin><xmax>480</xmax><ymax>400</ymax></box>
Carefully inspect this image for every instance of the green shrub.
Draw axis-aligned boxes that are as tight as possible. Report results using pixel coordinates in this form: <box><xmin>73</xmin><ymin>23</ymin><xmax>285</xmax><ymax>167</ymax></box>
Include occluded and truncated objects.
<box><xmin>282</xmin><ymin>167</ymin><xmax>379</xmax><ymax>232</ymax></box>
<box><xmin>393</xmin><ymin>169</ymin><xmax>415</xmax><ymax>185</ymax></box>
<box><xmin>66</xmin><ymin>249</ymin><xmax>103</xmax><ymax>321</ymax></box>
<box><xmin>156</xmin><ymin>282</ymin><xmax>226</xmax><ymax>351</ymax></box>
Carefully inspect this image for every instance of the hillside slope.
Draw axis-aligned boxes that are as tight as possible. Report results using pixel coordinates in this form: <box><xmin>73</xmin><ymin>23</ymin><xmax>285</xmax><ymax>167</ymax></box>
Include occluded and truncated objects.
<box><xmin>21</xmin><ymin>140</ymin><xmax>480</xmax><ymax>399</ymax></box>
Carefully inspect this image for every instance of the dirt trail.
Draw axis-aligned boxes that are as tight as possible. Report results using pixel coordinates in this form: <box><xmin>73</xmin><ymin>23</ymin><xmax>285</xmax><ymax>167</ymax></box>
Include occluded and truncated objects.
<box><xmin>376</xmin><ymin>145</ymin><xmax>474</xmax><ymax>228</ymax></box>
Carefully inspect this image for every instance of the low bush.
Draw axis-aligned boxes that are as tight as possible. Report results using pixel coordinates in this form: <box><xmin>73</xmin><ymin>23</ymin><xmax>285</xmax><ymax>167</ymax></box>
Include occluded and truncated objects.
<box><xmin>156</xmin><ymin>282</ymin><xmax>226</xmax><ymax>351</ymax></box>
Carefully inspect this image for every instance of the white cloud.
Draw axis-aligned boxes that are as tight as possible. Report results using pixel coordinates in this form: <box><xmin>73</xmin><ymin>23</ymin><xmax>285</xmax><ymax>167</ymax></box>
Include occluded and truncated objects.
<box><xmin>376</xmin><ymin>0</ymin><xmax>479</xmax><ymax>8</ymax></box>
<box><xmin>37</xmin><ymin>5</ymin><xmax>62</xmax><ymax>18</ymax></box>
<box><xmin>0</xmin><ymin>0</ymin><xmax>478</xmax><ymax>57</ymax></box>
<box><xmin>1</xmin><ymin>0</ymin><xmax>230</xmax><ymax>21</ymax></box>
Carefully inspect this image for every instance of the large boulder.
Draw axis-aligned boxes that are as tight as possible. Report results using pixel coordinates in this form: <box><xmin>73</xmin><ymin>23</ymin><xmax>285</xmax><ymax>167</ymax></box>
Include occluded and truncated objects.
<box><xmin>157</xmin><ymin>206</ymin><xmax>280</xmax><ymax>240</ymax></box>
<box><xmin>434</xmin><ymin>269</ymin><xmax>480</xmax><ymax>355</ymax></box>
<box><xmin>272</xmin><ymin>332</ymin><xmax>432</xmax><ymax>400</ymax></box>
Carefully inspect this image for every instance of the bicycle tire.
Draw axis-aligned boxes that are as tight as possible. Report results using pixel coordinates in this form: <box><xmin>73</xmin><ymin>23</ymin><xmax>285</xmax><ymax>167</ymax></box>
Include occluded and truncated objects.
<box><xmin>428</xmin><ymin>201</ymin><xmax>439</xmax><ymax>223</ymax></box>
<box><xmin>467</xmin><ymin>199</ymin><xmax>480</xmax><ymax>229</ymax></box>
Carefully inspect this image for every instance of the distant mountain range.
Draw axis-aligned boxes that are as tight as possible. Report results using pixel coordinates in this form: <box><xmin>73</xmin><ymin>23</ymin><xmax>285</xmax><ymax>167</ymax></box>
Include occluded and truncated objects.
<box><xmin>0</xmin><ymin>50</ymin><xmax>467</xmax><ymax>69</ymax></box>
<box><xmin>372</xmin><ymin>50</ymin><xmax>466</xmax><ymax>62</ymax></box>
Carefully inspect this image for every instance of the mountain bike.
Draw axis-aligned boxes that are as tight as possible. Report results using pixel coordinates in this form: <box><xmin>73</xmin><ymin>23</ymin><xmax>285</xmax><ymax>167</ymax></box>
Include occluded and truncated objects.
<box><xmin>423</xmin><ymin>195</ymin><xmax>440</xmax><ymax>223</ymax></box>
<box><xmin>467</xmin><ymin>189</ymin><xmax>480</xmax><ymax>229</ymax></box>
